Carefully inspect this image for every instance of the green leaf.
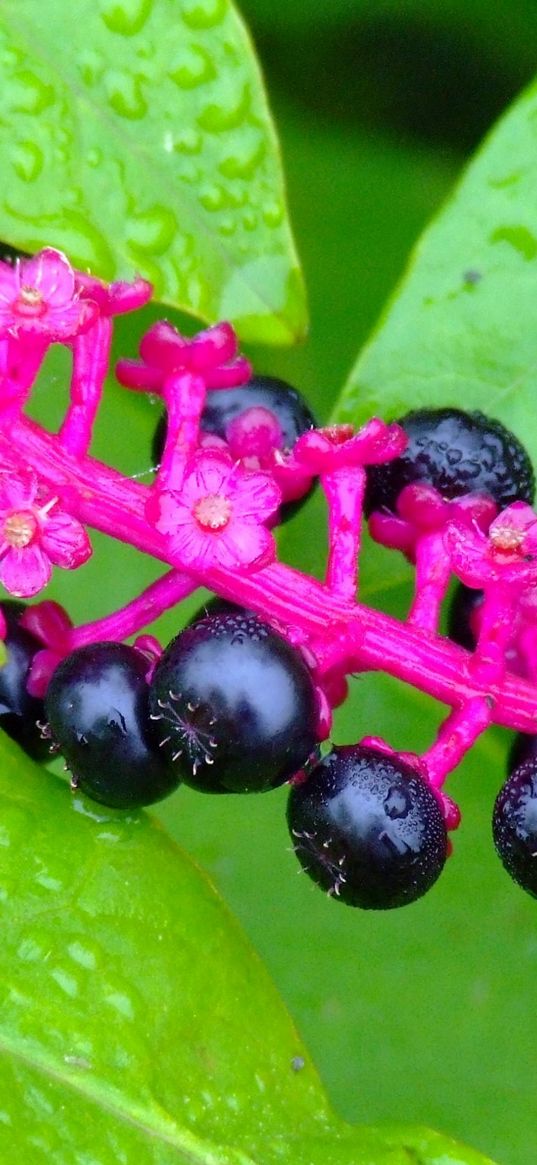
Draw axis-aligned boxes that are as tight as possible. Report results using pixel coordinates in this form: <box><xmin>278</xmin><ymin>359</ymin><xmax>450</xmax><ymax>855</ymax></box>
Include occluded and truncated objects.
<box><xmin>0</xmin><ymin>735</ymin><xmax>496</xmax><ymax>1163</ymax></box>
<box><xmin>340</xmin><ymin>76</ymin><xmax>537</xmax><ymax>469</ymax></box>
<box><xmin>0</xmin><ymin>0</ymin><xmax>305</xmax><ymax>343</ymax></box>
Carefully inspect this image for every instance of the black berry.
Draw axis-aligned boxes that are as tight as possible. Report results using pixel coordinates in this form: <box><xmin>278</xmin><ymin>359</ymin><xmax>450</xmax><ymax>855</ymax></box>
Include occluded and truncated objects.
<box><xmin>365</xmin><ymin>408</ymin><xmax>534</xmax><ymax>516</ymax></box>
<box><xmin>45</xmin><ymin>642</ymin><xmax>180</xmax><ymax>809</ymax></box>
<box><xmin>508</xmin><ymin>733</ymin><xmax>537</xmax><ymax>774</ymax></box>
<box><xmin>288</xmin><ymin>744</ymin><xmax>448</xmax><ymax>909</ymax></box>
<box><xmin>0</xmin><ymin>601</ymin><xmax>49</xmax><ymax>760</ymax></box>
<box><xmin>447</xmin><ymin>584</ymin><xmax>483</xmax><ymax>651</ymax></box>
<box><xmin>493</xmin><ymin>761</ymin><xmax>537</xmax><ymax>897</ymax></box>
<box><xmin>149</xmin><ymin>612</ymin><xmax>319</xmax><ymax>793</ymax></box>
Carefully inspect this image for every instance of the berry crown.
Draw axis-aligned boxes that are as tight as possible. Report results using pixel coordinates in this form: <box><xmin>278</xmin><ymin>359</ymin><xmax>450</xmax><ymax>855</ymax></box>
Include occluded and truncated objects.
<box><xmin>1</xmin><ymin>245</ymin><xmax>537</xmax><ymax>907</ymax></box>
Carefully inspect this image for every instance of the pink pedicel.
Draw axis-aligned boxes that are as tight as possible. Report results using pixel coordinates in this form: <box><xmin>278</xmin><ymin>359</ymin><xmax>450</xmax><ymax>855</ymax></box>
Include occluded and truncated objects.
<box><xmin>4</xmin><ymin>247</ymin><xmax>537</xmax><ymax>835</ymax></box>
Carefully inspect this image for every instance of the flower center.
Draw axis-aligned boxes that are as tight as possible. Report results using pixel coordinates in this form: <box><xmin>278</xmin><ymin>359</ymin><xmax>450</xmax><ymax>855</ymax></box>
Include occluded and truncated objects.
<box><xmin>490</xmin><ymin>525</ymin><xmax>525</xmax><ymax>553</ymax></box>
<box><xmin>15</xmin><ymin>285</ymin><xmax>46</xmax><ymax>318</ymax></box>
<box><xmin>3</xmin><ymin>510</ymin><xmax>38</xmax><ymax>548</ymax></box>
<box><xmin>193</xmin><ymin>494</ymin><xmax>232</xmax><ymax>531</ymax></box>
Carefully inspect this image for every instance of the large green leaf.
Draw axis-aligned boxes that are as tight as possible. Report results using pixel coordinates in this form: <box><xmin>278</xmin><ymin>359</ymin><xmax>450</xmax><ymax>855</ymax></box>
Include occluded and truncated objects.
<box><xmin>0</xmin><ymin>735</ymin><xmax>495</xmax><ymax>1163</ymax></box>
<box><xmin>341</xmin><ymin>76</ymin><xmax>537</xmax><ymax>466</ymax></box>
<box><xmin>0</xmin><ymin>0</ymin><xmax>305</xmax><ymax>343</ymax></box>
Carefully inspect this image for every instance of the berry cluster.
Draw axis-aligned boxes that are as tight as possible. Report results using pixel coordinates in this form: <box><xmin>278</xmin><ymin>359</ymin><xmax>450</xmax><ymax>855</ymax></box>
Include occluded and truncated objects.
<box><xmin>2</xmin><ymin>247</ymin><xmax>537</xmax><ymax>910</ymax></box>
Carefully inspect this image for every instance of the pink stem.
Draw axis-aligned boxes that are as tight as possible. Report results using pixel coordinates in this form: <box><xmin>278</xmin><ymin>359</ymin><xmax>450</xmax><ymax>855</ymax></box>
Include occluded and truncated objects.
<box><xmin>323</xmin><ymin>467</ymin><xmax>365</xmax><ymax>600</ymax></box>
<box><xmin>58</xmin><ymin>318</ymin><xmax>113</xmax><ymax>456</ymax></box>
<box><xmin>3</xmin><ymin>414</ymin><xmax>537</xmax><ymax>734</ymax></box>
<box><xmin>469</xmin><ymin>583</ymin><xmax>518</xmax><ymax>686</ymax></box>
<box><xmin>155</xmin><ymin>371</ymin><xmax>207</xmax><ymax>491</ymax></box>
<box><xmin>408</xmin><ymin>532</ymin><xmax>452</xmax><ymax>633</ymax></box>
<box><xmin>69</xmin><ymin>569</ymin><xmax>198</xmax><ymax>649</ymax></box>
<box><xmin>422</xmin><ymin>697</ymin><xmax>493</xmax><ymax>788</ymax></box>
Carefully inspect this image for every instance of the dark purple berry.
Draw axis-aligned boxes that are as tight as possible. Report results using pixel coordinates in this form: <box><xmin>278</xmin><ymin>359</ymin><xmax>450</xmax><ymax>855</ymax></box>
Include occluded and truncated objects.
<box><xmin>149</xmin><ymin>612</ymin><xmax>319</xmax><ymax>793</ymax></box>
<box><xmin>493</xmin><ymin>761</ymin><xmax>537</xmax><ymax>897</ymax></box>
<box><xmin>288</xmin><ymin>744</ymin><xmax>448</xmax><ymax>909</ymax></box>
<box><xmin>507</xmin><ymin>733</ymin><xmax>537</xmax><ymax>779</ymax></box>
<box><xmin>447</xmin><ymin>584</ymin><xmax>483</xmax><ymax>651</ymax></box>
<box><xmin>365</xmin><ymin>408</ymin><xmax>534</xmax><ymax>516</ymax></box>
<box><xmin>0</xmin><ymin>601</ymin><xmax>49</xmax><ymax>760</ymax></box>
<box><xmin>45</xmin><ymin>642</ymin><xmax>180</xmax><ymax>809</ymax></box>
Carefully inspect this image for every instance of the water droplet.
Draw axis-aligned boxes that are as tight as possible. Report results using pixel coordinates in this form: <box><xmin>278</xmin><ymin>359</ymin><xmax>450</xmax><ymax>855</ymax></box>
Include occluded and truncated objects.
<box><xmin>86</xmin><ymin>147</ymin><xmax>102</xmax><ymax>168</ymax></box>
<box><xmin>67</xmin><ymin>939</ymin><xmax>101</xmax><ymax>970</ymax></box>
<box><xmin>198</xmin><ymin>83</ymin><xmax>250</xmax><ymax>133</ymax></box>
<box><xmin>490</xmin><ymin>225</ymin><xmax>537</xmax><ymax>261</ymax></box>
<box><xmin>173</xmin><ymin>128</ymin><xmax>203</xmax><ymax>155</ymax></box>
<box><xmin>219</xmin><ymin>133</ymin><xmax>265</xmax><ymax>180</ymax></box>
<box><xmin>105</xmin><ymin>70</ymin><xmax>147</xmax><ymax>119</ymax></box>
<box><xmin>242</xmin><ymin>210</ymin><xmax>257</xmax><ymax>232</ymax></box>
<box><xmin>0</xmin><ymin>805</ymin><xmax>31</xmax><ymax>848</ymax></box>
<box><xmin>489</xmin><ymin>171</ymin><xmax>522</xmax><ymax>189</ymax></box>
<box><xmin>219</xmin><ymin>216</ymin><xmax>236</xmax><ymax>236</ymax></box>
<box><xmin>263</xmin><ymin>201</ymin><xmax>284</xmax><ymax>228</ymax></box>
<box><xmin>99</xmin><ymin>0</ymin><xmax>152</xmax><ymax>35</ymax></box>
<box><xmin>182</xmin><ymin>0</ymin><xmax>226</xmax><ymax>29</ymax></box>
<box><xmin>104</xmin><ymin>990</ymin><xmax>135</xmax><ymax>1020</ymax></box>
<box><xmin>78</xmin><ymin>50</ymin><xmax>105</xmax><ymax>87</ymax></box>
<box><xmin>10</xmin><ymin>70</ymin><xmax>54</xmax><ymax>115</ymax></box>
<box><xmin>199</xmin><ymin>184</ymin><xmax>225</xmax><ymax>212</ymax></box>
<box><xmin>50</xmin><ymin>965</ymin><xmax>80</xmax><ymax>998</ymax></box>
<box><xmin>170</xmin><ymin>44</ymin><xmax>216</xmax><ymax>89</ymax></box>
<box><xmin>126</xmin><ymin>205</ymin><xmax>177</xmax><ymax>255</ymax></box>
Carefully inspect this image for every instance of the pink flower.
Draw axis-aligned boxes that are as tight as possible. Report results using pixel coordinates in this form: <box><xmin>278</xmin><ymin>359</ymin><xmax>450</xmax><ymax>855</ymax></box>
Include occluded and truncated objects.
<box><xmin>0</xmin><ymin>471</ymin><xmax>91</xmax><ymax>597</ymax></box>
<box><xmin>116</xmin><ymin>319</ymin><xmax>251</xmax><ymax>391</ymax></box>
<box><xmin>0</xmin><ymin>249</ymin><xmax>97</xmax><ymax>340</ymax></box>
<box><xmin>294</xmin><ymin>418</ymin><xmax>407</xmax><ymax>473</ymax></box>
<box><xmin>370</xmin><ymin>483</ymin><xmax>497</xmax><ymax>562</ymax></box>
<box><xmin>152</xmin><ymin>450</ymin><xmax>281</xmax><ymax>571</ymax></box>
<box><xmin>445</xmin><ymin>501</ymin><xmax>537</xmax><ymax>589</ymax></box>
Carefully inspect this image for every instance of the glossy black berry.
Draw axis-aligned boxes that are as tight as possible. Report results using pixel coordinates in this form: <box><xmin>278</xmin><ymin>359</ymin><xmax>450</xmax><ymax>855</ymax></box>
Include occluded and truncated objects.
<box><xmin>288</xmin><ymin>744</ymin><xmax>448</xmax><ymax>909</ymax></box>
<box><xmin>45</xmin><ymin>642</ymin><xmax>180</xmax><ymax>809</ymax></box>
<box><xmin>447</xmin><ymin>584</ymin><xmax>483</xmax><ymax>651</ymax></box>
<box><xmin>493</xmin><ymin>761</ymin><xmax>537</xmax><ymax>897</ymax></box>
<box><xmin>0</xmin><ymin>601</ymin><xmax>49</xmax><ymax>760</ymax></box>
<box><xmin>149</xmin><ymin>612</ymin><xmax>318</xmax><ymax>793</ymax></box>
<box><xmin>365</xmin><ymin>408</ymin><xmax>534</xmax><ymax>516</ymax></box>
<box><xmin>507</xmin><ymin>733</ymin><xmax>537</xmax><ymax>778</ymax></box>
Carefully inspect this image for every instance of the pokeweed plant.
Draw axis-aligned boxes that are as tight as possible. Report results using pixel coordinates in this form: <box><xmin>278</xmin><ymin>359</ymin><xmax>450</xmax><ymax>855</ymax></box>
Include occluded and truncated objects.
<box><xmin>0</xmin><ymin>1</ymin><xmax>536</xmax><ymax>1163</ymax></box>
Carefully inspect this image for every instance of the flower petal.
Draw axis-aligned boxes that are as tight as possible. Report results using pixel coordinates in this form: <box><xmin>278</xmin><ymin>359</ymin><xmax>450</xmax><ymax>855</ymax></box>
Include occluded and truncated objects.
<box><xmin>0</xmin><ymin>544</ymin><xmax>51</xmax><ymax>598</ymax></box>
<box><xmin>228</xmin><ymin>467</ymin><xmax>281</xmax><ymax>521</ymax></box>
<box><xmin>41</xmin><ymin>510</ymin><xmax>92</xmax><ymax>569</ymax></box>
<box><xmin>0</xmin><ymin>469</ymin><xmax>38</xmax><ymax>513</ymax></box>
<box><xmin>21</xmin><ymin>249</ymin><xmax>75</xmax><ymax>306</ymax></box>
<box><xmin>216</xmin><ymin>520</ymin><xmax>275</xmax><ymax>570</ymax></box>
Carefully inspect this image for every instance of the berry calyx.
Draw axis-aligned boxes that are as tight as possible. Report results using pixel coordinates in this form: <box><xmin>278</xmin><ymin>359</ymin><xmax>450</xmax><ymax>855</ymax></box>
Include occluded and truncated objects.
<box><xmin>149</xmin><ymin>611</ymin><xmax>319</xmax><ymax>793</ymax></box>
<box><xmin>45</xmin><ymin>642</ymin><xmax>180</xmax><ymax>809</ymax></box>
<box><xmin>493</xmin><ymin>761</ymin><xmax>537</xmax><ymax>897</ymax></box>
<box><xmin>0</xmin><ymin>600</ymin><xmax>49</xmax><ymax>759</ymax></box>
<box><xmin>365</xmin><ymin>408</ymin><xmax>534</xmax><ymax>516</ymax></box>
<box><xmin>288</xmin><ymin>744</ymin><xmax>448</xmax><ymax>909</ymax></box>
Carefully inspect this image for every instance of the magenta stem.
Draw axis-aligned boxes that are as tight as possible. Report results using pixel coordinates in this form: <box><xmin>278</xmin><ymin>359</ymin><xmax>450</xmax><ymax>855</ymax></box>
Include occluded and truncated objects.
<box><xmin>323</xmin><ymin>467</ymin><xmax>365</xmax><ymax>600</ymax></box>
<box><xmin>58</xmin><ymin>319</ymin><xmax>112</xmax><ymax>456</ymax></box>
<box><xmin>408</xmin><ymin>532</ymin><xmax>452</xmax><ymax>633</ymax></box>
<box><xmin>422</xmin><ymin>697</ymin><xmax>493</xmax><ymax>788</ymax></box>
<box><xmin>156</xmin><ymin>371</ymin><xmax>207</xmax><ymax>492</ymax></box>
<box><xmin>69</xmin><ymin>569</ymin><xmax>198</xmax><ymax>649</ymax></box>
<box><xmin>470</xmin><ymin>584</ymin><xmax>517</xmax><ymax>686</ymax></box>
<box><xmin>3</xmin><ymin>413</ymin><xmax>537</xmax><ymax>734</ymax></box>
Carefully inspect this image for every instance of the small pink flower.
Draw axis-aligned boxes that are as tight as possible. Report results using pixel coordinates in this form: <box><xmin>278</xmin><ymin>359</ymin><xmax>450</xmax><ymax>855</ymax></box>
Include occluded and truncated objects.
<box><xmin>0</xmin><ymin>249</ymin><xmax>97</xmax><ymax>340</ymax></box>
<box><xmin>116</xmin><ymin>319</ymin><xmax>251</xmax><ymax>391</ymax></box>
<box><xmin>445</xmin><ymin>501</ymin><xmax>537</xmax><ymax>589</ymax></box>
<box><xmin>294</xmin><ymin>418</ymin><xmax>407</xmax><ymax>473</ymax></box>
<box><xmin>0</xmin><ymin>471</ymin><xmax>91</xmax><ymax>597</ymax></box>
<box><xmin>152</xmin><ymin>450</ymin><xmax>281</xmax><ymax>572</ymax></box>
<box><xmin>370</xmin><ymin>483</ymin><xmax>497</xmax><ymax>562</ymax></box>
